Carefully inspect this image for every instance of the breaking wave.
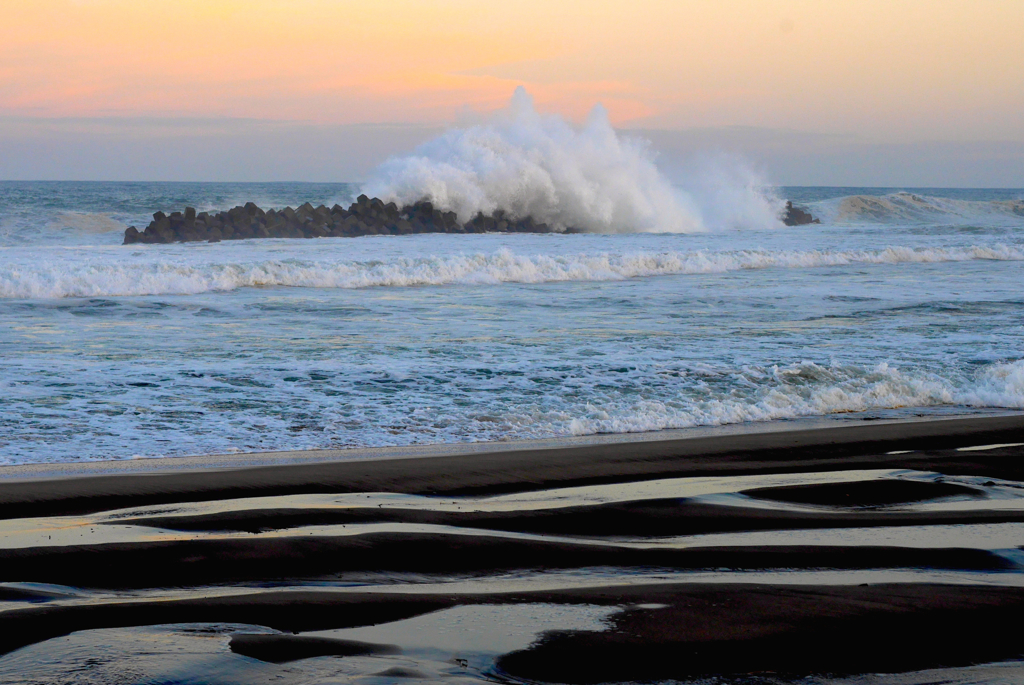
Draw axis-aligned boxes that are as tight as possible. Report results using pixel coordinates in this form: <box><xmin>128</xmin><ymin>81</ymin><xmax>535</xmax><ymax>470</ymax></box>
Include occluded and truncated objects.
<box><xmin>5</xmin><ymin>355</ymin><xmax>1021</xmax><ymax>464</ymax></box>
<box><xmin>49</xmin><ymin>212</ymin><xmax>126</xmax><ymax>234</ymax></box>
<box><xmin>813</xmin><ymin>191</ymin><xmax>1024</xmax><ymax>225</ymax></box>
<box><xmin>2</xmin><ymin>243</ymin><xmax>1022</xmax><ymax>299</ymax></box>
<box><xmin>1</xmin><ymin>212</ymin><xmax>129</xmax><ymax>247</ymax></box>
<box><xmin>364</xmin><ymin>87</ymin><xmax>782</xmax><ymax>233</ymax></box>
<box><xmin>567</xmin><ymin>360</ymin><xmax>1024</xmax><ymax>437</ymax></box>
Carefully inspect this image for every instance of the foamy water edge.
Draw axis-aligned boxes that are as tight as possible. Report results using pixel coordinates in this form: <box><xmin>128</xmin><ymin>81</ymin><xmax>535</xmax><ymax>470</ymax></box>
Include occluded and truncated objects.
<box><xmin>2</xmin><ymin>244</ymin><xmax>1022</xmax><ymax>299</ymax></box>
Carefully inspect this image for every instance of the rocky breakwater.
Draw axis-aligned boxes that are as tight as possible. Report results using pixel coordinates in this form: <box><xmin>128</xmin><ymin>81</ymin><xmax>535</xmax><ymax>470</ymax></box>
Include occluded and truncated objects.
<box><xmin>124</xmin><ymin>196</ymin><xmax>821</xmax><ymax>244</ymax></box>
<box><xmin>123</xmin><ymin>195</ymin><xmax>563</xmax><ymax>245</ymax></box>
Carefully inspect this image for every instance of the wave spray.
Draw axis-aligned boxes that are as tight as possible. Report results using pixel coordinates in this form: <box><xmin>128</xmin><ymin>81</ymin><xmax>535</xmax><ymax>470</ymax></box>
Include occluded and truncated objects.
<box><xmin>364</xmin><ymin>87</ymin><xmax>781</xmax><ymax>233</ymax></box>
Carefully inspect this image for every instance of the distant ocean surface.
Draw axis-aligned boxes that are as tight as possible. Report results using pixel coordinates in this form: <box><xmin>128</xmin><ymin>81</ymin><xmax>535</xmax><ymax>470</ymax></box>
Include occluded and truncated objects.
<box><xmin>1</xmin><ymin>181</ymin><xmax>1023</xmax><ymax>464</ymax></box>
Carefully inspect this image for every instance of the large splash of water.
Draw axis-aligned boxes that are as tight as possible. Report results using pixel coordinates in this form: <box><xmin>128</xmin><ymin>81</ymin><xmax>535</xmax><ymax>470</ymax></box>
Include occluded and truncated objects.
<box><xmin>364</xmin><ymin>88</ymin><xmax>781</xmax><ymax>233</ymax></box>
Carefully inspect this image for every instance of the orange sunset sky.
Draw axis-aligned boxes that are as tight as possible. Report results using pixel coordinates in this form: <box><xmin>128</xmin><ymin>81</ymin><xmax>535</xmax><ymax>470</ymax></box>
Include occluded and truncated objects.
<box><xmin>2</xmin><ymin>0</ymin><xmax>1022</xmax><ymax>184</ymax></box>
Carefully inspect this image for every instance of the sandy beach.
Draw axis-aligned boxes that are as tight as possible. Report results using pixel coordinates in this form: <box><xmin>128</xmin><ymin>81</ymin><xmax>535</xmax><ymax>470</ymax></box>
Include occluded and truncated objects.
<box><xmin>1</xmin><ymin>414</ymin><xmax>1023</xmax><ymax>683</ymax></box>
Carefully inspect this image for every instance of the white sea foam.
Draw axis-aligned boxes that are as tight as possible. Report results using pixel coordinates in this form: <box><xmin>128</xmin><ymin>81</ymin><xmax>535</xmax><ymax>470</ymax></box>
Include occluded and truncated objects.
<box><xmin>4</xmin><ymin>355</ymin><xmax>1021</xmax><ymax>465</ymax></box>
<box><xmin>567</xmin><ymin>360</ymin><xmax>1024</xmax><ymax>437</ymax></box>
<box><xmin>960</xmin><ymin>360</ymin><xmax>1024</xmax><ymax>409</ymax></box>
<box><xmin>364</xmin><ymin>87</ymin><xmax>781</xmax><ymax>233</ymax></box>
<box><xmin>2</xmin><ymin>243</ymin><xmax>1022</xmax><ymax>299</ymax></box>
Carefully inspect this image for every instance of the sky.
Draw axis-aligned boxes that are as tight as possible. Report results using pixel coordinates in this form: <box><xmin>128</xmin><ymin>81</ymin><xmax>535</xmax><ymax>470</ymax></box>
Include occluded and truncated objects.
<box><xmin>2</xmin><ymin>0</ymin><xmax>1022</xmax><ymax>185</ymax></box>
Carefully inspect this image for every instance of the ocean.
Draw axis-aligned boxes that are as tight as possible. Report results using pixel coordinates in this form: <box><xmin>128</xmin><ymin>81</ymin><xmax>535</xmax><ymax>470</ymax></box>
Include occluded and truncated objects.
<box><xmin>1</xmin><ymin>181</ymin><xmax>1022</xmax><ymax>465</ymax></box>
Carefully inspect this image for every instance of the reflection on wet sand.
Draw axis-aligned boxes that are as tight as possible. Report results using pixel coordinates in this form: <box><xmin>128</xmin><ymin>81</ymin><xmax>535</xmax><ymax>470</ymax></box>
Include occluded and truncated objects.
<box><xmin>1</xmin><ymin>416</ymin><xmax>1023</xmax><ymax>683</ymax></box>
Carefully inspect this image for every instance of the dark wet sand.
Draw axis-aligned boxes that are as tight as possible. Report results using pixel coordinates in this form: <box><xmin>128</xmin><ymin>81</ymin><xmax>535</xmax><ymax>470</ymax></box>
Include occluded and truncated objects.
<box><xmin>2</xmin><ymin>414</ymin><xmax>1023</xmax><ymax>519</ymax></box>
<box><xmin>2</xmin><ymin>414</ymin><xmax>1023</xmax><ymax>682</ymax></box>
<box><xmin>497</xmin><ymin>582</ymin><xmax>1024</xmax><ymax>682</ymax></box>
<box><xmin>116</xmin><ymin>491</ymin><xmax>1024</xmax><ymax>538</ymax></box>
<box><xmin>2</xmin><ymin>535</ymin><xmax>1011</xmax><ymax>589</ymax></box>
<box><xmin>228</xmin><ymin>634</ymin><xmax>401</xmax><ymax>663</ymax></box>
<box><xmin>2</xmin><ymin>583</ymin><xmax>1024</xmax><ymax>681</ymax></box>
<box><xmin>742</xmin><ymin>477</ymin><xmax>984</xmax><ymax>506</ymax></box>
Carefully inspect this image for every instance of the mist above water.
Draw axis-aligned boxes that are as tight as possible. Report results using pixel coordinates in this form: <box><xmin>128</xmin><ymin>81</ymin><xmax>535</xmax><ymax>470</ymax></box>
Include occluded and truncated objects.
<box><xmin>365</xmin><ymin>87</ymin><xmax>783</xmax><ymax>233</ymax></box>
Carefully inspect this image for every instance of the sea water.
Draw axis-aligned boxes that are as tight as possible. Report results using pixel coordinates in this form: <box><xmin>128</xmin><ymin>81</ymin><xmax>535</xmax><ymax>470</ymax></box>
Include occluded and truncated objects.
<box><xmin>1</xmin><ymin>180</ymin><xmax>1022</xmax><ymax>464</ymax></box>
